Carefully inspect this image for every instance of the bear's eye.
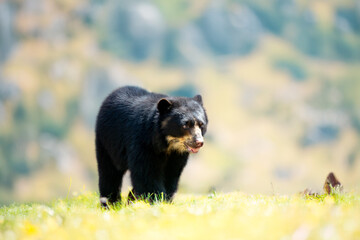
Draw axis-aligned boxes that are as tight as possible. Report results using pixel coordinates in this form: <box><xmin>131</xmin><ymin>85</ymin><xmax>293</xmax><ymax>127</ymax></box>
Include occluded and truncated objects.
<box><xmin>198</xmin><ymin>122</ymin><xmax>204</xmax><ymax>128</ymax></box>
<box><xmin>183</xmin><ymin>121</ymin><xmax>191</xmax><ymax>129</ymax></box>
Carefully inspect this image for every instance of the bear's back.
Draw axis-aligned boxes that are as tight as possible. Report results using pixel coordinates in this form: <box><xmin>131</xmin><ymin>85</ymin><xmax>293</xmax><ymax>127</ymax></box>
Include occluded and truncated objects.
<box><xmin>104</xmin><ymin>86</ymin><xmax>166</xmax><ymax>108</ymax></box>
<box><xmin>95</xmin><ymin>86</ymin><xmax>166</xmax><ymax>146</ymax></box>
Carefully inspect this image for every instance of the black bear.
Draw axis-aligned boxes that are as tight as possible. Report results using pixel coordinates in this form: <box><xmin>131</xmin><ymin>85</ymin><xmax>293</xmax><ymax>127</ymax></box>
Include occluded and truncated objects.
<box><xmin>95</xmin><ymin>86</ymin><xmax>208</xmax><ymax>207</ymax></box>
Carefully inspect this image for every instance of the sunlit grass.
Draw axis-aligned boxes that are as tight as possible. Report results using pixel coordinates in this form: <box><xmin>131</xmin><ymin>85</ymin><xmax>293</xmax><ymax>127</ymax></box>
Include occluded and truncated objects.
<box><xmin>1</xmin><ymin>192</ymin><xmax>360</xmax><ymax>240</ymax></box>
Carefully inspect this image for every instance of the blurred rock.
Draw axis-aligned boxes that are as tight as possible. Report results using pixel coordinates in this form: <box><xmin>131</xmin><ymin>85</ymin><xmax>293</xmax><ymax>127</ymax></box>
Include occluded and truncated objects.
<box><xmin>299</xmin><ymin>188</ymin><xmax>319</xmax><ymax>197</ymax></box>
<box><xmin>108</xmin><ymin>2</ymin><xmax>166</xmax><ymax>61</ymax></box>
<box><xmin>168</xmin><ymin>83</ymin><xmax>198</xmax><ymax>98</ymax></box>
<box><xmin>81</xmin><ymin>66</ymin><xmax>138</xmax><ymax>128</ymax></box>
<box><xmin>336</xmin><ymin>7</ymin><xmax>360</xmax><ymax>33</ymax></box>
<box><xmin>298</xmin><ymin>107</ymin><xmax>349</xmax><ymax>146</ymax></box>
<box><xmin>323</xmin><ymin>172</ymin><xmax>343</xmax><ymax>194</ymax></box>
<box><xmin>39</xmin><ymin>133</ymin><xmax>83</xmax><ymax>175</ymax></box>
<box><xmin>0</xmin><ymin>102</ymin><xmax>5</xmax><ymax>124</ymax></box>
<box><xmin>0</xmin><ymin>80</ymin><xmax>21</xmax><ymax>102</ymax></box>
<box><xmin>302</xmin><ymin>124</ymin><xmax>340</xmax><ymax>146</ymax></box>
<box><xmin>37</xmin><ymin>90</ymin><xmax>55</xmax><ymax>110</ymax></box>
<box><xmin>16</xmin><ymin>0</ymin><xmax>67</xmax><ymax>43</ymax></box>
<box><xmin>48</xmin><ymin>59</ymin><xmax>81</xmax><ymax>82</ymax></box>
<box><xmin>198</xmin><ymin>2</ymin><xmax>263</xmax><ymax>56</ymax></box>
<box><xmin>274</xmin><ymin>166</ymin><xmax>293</xmax><ymax>180</ymax></box>
<box><xmin>0</xmin><ymin>1</ymin><xmax>15</xmax><ymax>62</ymax></box>
<box><xmin>299</xmin><ymin>172</ymin><xmax>343</xmax><ymax>196</ymax></box>
<box><xmin>177</xmin><ymin>24</ymin><xmax>210</xmax><ymax>65</ymax></box>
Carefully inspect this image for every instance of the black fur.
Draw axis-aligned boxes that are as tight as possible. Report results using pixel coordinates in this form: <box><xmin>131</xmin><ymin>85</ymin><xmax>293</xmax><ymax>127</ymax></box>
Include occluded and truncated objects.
<box><xmin>95</xmin><ymin>86</ymin><xmax>208</xmax><ymax>206</ymax></box>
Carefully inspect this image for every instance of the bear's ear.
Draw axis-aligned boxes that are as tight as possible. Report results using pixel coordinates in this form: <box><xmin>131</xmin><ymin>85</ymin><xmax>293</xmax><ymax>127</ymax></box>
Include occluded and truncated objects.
<box><xmin>194</xmin><ymin>95</ymin><xmax>203</xmax><ymax>105</ymax></box>
<box><xmin>157</xmin><ymin>98</ymin><xmax>172</xmax><ymax>113</ymax></box>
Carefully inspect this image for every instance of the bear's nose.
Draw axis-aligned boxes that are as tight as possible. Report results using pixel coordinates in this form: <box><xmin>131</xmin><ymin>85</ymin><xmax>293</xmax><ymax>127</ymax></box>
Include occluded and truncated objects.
<box><xmin>195</xmin><ymin>140</ymin><xmax>204</xmax><ymax>148</ymax></box>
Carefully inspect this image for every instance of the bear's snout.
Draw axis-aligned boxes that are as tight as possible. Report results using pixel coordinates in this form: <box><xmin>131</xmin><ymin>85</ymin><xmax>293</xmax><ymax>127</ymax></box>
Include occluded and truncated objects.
<box><xmin>185</xmin><ymin>136</ymin><xmax>204</xmax><ymax>154</ymax></box>
<box><xmin>195</xmin><ymin>140</ymin><xmax>204</xmax><ymax>148</ymax></box>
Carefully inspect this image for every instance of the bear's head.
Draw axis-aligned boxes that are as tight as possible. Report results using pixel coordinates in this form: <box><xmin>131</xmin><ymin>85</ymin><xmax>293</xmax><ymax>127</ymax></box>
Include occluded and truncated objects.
<box><xmin>158</xmin><ymin>95</ymin><xmax>208</xmax><ymax>154</ymax></box>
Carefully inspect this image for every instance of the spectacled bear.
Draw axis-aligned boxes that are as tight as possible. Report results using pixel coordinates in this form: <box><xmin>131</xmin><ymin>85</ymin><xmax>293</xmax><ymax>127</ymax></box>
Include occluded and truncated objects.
<box><xmin>95</xmin><ymin>86</ymin><xmax>208</xmax><ymax>207</ymax></box>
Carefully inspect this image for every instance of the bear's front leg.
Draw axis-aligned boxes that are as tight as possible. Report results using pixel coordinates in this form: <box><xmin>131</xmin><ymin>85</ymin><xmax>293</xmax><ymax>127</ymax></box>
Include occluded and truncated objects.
<box><xmin>128</xmin><ymin>153</ymin><xmax>167</xmax><ymax>203</ymax></box>
<box><xmin>164</xmin><ymin>153</ymin><xmax>188</xmax><ymax>201</ymax></box>
<box><xmin>129</xmin><ymin>170</ymin><xmax>167</xmax><ymax>203</ymax></box>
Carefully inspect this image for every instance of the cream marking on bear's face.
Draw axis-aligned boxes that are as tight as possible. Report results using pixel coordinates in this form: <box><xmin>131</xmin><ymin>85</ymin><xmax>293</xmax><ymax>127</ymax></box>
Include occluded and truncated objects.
<box><xmin>166</xmin><ymin>124</ymin><xmax>204</xmax><ymax>154</ymax></box>
<box><xmin>166</xmin><ymin>135</ymin><xmax>191</xmax><ymax>154</ymax></box>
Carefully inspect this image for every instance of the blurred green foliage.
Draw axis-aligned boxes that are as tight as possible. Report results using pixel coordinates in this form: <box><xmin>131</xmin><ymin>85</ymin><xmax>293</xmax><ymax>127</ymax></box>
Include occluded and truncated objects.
<box><xmin>1</xmin><ymin>192</ymin><xmax>360</xmax><ymax>239</ymax></box>
<box><xmin>273</xmin><ymin>58</ymin><xmax>308</xmax><ymax>81</ymax></box>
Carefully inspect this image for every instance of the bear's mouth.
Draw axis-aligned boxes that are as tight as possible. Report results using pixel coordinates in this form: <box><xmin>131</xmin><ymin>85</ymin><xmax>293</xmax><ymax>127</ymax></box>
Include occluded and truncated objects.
<box><xmin>185</xmin><ymin>144</ymin><xmax>201</xmax><ymax>153</ymax></box>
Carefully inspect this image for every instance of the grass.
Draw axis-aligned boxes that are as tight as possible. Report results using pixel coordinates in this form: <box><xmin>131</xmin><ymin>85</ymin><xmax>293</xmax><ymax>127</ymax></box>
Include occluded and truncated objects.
<box><xmin>1</xmin><ymin>192</ymin><xmax>360</xmax><ymax>240</ymax></box>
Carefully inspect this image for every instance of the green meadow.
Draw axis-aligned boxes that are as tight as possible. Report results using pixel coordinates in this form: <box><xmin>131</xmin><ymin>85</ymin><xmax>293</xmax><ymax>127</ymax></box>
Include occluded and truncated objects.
<box><xmin>1</xmin><ymin>192</ymin><xmax>359</xmax><ymax>240</ymax></box>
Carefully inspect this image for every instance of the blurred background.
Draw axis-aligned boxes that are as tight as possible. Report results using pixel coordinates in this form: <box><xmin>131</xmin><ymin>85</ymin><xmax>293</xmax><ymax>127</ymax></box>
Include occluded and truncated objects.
<box><xmin>0</xmin><ymin>0</ymin><xmax>360</xmax><ymax>204</ymax></box>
